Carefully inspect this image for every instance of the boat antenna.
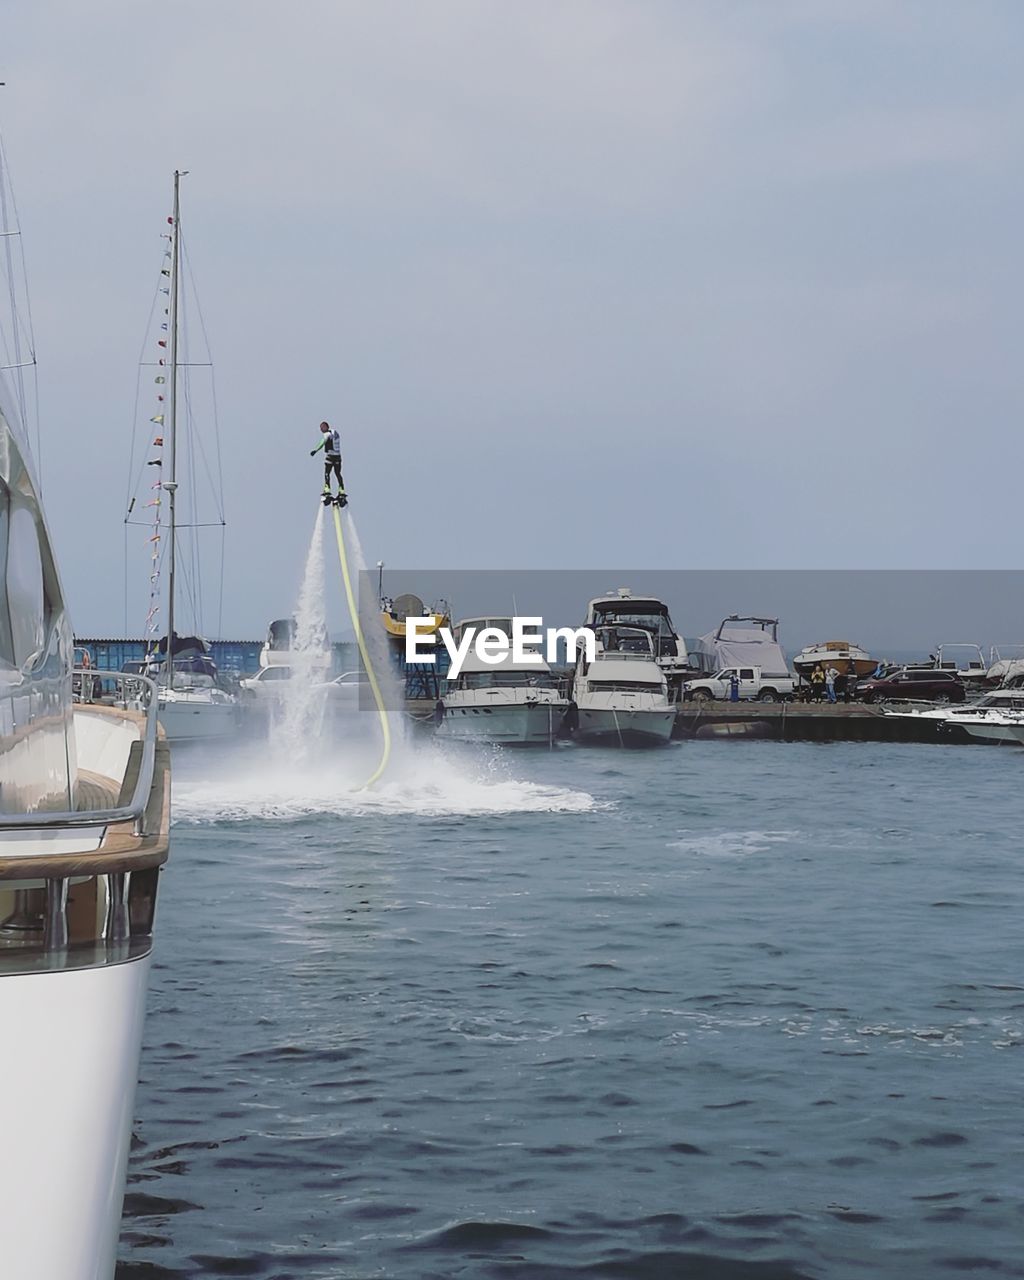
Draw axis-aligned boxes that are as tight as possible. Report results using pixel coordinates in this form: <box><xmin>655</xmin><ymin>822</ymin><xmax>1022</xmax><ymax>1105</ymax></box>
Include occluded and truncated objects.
<box><xmin>164</xmin><ymin>169</ymin><xmax>189</xmax><ymax>689</ymax></box>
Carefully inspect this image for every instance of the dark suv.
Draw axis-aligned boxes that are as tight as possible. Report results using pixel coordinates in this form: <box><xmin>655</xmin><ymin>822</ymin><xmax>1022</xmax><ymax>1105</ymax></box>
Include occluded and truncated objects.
<box><xmin>857</xmin><ymin>668</ymin><xmax>966</xmax><ymax>704</ymax></box>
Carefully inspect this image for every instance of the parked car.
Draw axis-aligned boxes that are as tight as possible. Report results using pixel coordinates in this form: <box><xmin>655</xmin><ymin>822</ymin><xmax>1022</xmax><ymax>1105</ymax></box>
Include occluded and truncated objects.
<box><xmin>239</xmin><ymin>665</ymin><xmax>294</xmax><ymax>695</ymax></box>
<box><xmin>682</xmin><ymin>664</ymin><xmax>795</xmax><ymax>703</ymax></box>
<box><xmin>857</xmin><ymin>668</ymin><xmax>965</xmax><ymax>704</ymax></box>
<box><xmin>315</xmin><ymin>671</ymin><xmax>369</xmax><ymax>702</ymax></box>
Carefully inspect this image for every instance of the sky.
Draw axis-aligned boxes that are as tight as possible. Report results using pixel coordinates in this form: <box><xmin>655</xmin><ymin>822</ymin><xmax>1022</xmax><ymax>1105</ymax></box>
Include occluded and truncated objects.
<box><xmin>2</xmin><ymin>0</ymin><xmax>1023</xmax><ymax>641</ymax></box>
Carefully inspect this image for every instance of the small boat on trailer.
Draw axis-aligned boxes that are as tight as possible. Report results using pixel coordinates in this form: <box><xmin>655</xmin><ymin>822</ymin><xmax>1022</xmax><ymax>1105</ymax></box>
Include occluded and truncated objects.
<box><xmin>793</xmin><ymin>640</ymin><xmax>877</xmax><ymax>679</ymax></box>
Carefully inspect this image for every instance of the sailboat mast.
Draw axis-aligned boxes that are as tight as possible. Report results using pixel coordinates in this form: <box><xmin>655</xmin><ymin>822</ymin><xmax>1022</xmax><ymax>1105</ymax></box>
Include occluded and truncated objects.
<box><xmin>164</xmin><ymin>169</ymin><xmax>183</xmax><ymax>690</ymax></box>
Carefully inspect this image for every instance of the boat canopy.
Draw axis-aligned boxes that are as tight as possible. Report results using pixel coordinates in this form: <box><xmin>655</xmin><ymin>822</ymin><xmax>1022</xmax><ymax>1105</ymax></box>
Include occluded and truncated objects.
<box><xmin>151</xmin><ymin>632</ymin><xmax>212</xmax><ymax>657</ymax></box>
<box><xmin>695</xmin><ymin>615</ymin><xmax>790</xmax><ymax>678</ymax></box>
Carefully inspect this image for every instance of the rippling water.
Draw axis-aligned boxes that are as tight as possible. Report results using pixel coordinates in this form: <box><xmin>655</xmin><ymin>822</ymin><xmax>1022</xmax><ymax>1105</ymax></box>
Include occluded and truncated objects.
<box><xmin>117</xmin><ymin>738</ymin><xmax>1024</xmax><ymax>1279</ymax></box>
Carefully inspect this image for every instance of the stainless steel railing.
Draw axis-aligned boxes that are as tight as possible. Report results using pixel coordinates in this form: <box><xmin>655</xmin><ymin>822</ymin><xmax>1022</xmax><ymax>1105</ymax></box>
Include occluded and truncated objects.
<box><xmin>0</xmin><ymin>670</ymin><xmax>160</xmax><ymax>836</ymax></box>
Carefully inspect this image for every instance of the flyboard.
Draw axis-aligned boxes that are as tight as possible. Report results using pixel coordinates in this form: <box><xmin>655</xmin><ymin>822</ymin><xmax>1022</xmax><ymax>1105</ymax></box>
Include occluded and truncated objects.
<box><xmin>330</xmin><ymin>494</ymin><xmax>391</xmax><ymax>788</ymax></box>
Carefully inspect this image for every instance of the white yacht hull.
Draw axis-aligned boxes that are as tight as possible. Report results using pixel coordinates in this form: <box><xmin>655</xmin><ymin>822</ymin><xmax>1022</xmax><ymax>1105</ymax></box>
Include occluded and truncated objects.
<box><xmin>576</xmin><ymin>704</ymin><xmax>676</xmax><ymax>746</ymax></box>
<box><xmin>158</xmin><ymin>695</ymin><xmax>239</xmax><ymax>742</ymax></box>
<box><xmin>0</xmin><ymin>954</ymin><xmax>150</xmax><ymax>1280</ymax></box>
<box><xmin>442</xmin><ymin>700</ymin><xmax>565</xmax><ymax>745</ymax></box>
<box><xmin>959</xmin><ymin>720</ymin><xmax>1024</xmax><ymax>744</ymax></box>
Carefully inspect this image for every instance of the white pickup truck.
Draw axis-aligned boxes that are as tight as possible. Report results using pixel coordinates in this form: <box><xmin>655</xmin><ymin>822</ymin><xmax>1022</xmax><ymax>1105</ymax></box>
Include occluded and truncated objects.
<box><xmin>682</xmin><ymin>665</ymin><xmax>795</xmax><ymax>703</ymax></box>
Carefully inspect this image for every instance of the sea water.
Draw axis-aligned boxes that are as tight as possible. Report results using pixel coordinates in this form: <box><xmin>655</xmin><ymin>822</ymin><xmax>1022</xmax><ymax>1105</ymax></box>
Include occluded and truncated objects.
<box><xmin>118</xmin><ymin>737</ymin><xmax>1024</xmax><ymax>1279</ymax></box>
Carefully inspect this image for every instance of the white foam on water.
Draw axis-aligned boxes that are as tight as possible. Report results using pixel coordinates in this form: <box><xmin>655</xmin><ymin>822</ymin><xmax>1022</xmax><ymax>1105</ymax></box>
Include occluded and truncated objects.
<box><xmin>668</xmin><ymin>830</ymin><xmax>798</xmax><ymax>857</ymax></box>
<box><xmin>173</xmin><ymin>740</ymin><xmax>600</xmax><ymax>824</ymax></box>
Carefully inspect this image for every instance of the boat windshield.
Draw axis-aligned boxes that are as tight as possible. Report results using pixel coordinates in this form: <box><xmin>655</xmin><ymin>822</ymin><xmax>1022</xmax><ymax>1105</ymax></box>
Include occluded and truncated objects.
<box><xmin>595</xmin><ymin>625</ymin><xmax>654</xmax><ymax>656</ymax></box>
<box><xmin>593</xmin><ymin>608</ymin><xmax>677</xmax><ymax>648</ymax></box>
<box><xmin>980</xmin><ymin>692</ymin><xmax>1024</xmax><ymax>708</ymax></box>
<box><xmin>450</xmin><ymin>671</ymin><xmax>559</xmax><ymax>690</ymax></box>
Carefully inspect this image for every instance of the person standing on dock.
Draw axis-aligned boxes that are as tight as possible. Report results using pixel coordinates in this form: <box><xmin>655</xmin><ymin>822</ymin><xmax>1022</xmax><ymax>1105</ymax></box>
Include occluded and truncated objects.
<box><xmin>810</xmin><ymin>664</ymin><xmax>825</xmax><ymax>701</ymax></box>
<box><xmin>825</xmin><ymin>665</ymin><xmax>839</xmax><ymax>703</ymax></box>
<box><xmin>844</xmin><ymin>658</ymin><xmax>858</xmax><ymax>703</ymax></box>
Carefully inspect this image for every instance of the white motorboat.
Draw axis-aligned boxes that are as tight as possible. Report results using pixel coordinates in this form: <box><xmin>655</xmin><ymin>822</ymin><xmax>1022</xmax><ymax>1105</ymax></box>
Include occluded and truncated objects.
<box><xmin>0</xmin><ymin>382</ymin><xmax>171</xmax><ymax>1277</ymax></box>
<box><xmin>908</xmin><ymin>643</ymin><xmax>989</xmax><ymax>687</ymax></box>
<box><xmin>253</xmin><ymin>617</ymin><xmax>330</xmax><ymax>680</ymax></box>
<box><xmin>955</xmin><ymin>711</ymin><xmax>1024</xmax><ymax>745</ymax></box>
<box><xmin>243</xmin><ymin>618</ymin><xmax>332</xmax><ymax>718</ymax></box>
<box><xmin>260</xmin><ymin>617</ymin><xmax>296</xmax><ymax>668</ymax></box>
<box><xmin>584</xmin><ymin>588</ymin><xmax>691</xmax><ymax>693</ymax></box>
<box><xmin>571</xmin><ymin>625</ymin><xmax>675</xmax><ymax>746</ymax></box>
<box><xmin>125</xmin><ymin>173</ymin><xmax>240</xmax><ymax>743</ymax></box>
<box><xmin>883</xmin><ymin>689</ymin><xmax>1024</xmax><ymax>743</ymax></box>
<box><xmin>439</xmin><ymin>617</ymin><xmax>569</xmax><ymax>745</ymax></box>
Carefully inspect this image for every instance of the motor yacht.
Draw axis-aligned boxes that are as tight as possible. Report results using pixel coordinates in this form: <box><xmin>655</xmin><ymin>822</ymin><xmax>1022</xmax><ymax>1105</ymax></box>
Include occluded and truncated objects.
<box><xmin>438</xmin><ymin>617</ymin><xmax>569</xmax><ymax>745</ymax></box>
<box><xmin>0</xmin><ymin>384</ymin><xmax>171</xmax><ymax>1277</ymax></box>
<box><xmin>584</xmin><ymin>589</ymin><xmax>691</xmax><ymax>691</ymax></box>
<box><xmin>953</xmin><ymin>710</ymin><xmax>1024</xmax><ymax>745</ymax></box>
<box><xmin>571</xmin><ymin>625</ymin><xmax>675</xmax><ymax>746</ymax></box>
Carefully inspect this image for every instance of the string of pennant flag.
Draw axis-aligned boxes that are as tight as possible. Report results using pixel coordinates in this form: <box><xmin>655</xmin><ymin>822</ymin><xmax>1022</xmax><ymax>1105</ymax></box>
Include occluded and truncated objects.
<box><xmin>143</xmin><ymin>220</ymin><xmax>174</xmax><ymax>656</ymax></box>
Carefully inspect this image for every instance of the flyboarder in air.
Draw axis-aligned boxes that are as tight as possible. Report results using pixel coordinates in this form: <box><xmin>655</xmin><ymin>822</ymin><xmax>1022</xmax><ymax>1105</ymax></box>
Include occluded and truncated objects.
<box><xmin>310</xmin><ymin>421</ymin><xmax>348</xmax><ymax>506</ymax></box>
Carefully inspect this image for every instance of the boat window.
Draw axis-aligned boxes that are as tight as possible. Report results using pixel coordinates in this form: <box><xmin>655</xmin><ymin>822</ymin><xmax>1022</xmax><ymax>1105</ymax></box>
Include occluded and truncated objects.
<box><xmin>451</xmin><ymin>670</ymin><xmax>558</xmax><ymax>690</ymax></box>
<box><xmin>596</xmin><ymin>609</ymin><xmax>671</xmax><ymax>633</ymax></box>
<box><xmin>6</xmin><ymin>503</ymin><xmax>45</xmax><ymax>667</ymax></box>
<box><xmin>589</xmin><ymin>679</ymin><xmax>663</xmax><ymax>693</ymax></box>
<box><xmin>0</xmin><ymin>479</ymin><xmax>12</xmax><ymax>664</ymax></box>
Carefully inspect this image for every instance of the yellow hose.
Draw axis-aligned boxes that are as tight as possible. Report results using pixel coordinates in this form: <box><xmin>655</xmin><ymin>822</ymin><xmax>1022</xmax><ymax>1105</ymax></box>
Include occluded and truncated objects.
<box><xmin>331</xmin><ymin>504</ymin><xmax>392</xmax><ymax>787</ymax></box>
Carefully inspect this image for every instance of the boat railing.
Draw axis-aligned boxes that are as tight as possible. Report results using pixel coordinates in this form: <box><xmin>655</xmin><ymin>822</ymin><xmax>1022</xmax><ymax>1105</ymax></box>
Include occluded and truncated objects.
<box><xmin>0</xmin><ymin>670</ymin><xmax>160</xmax><ymax>838</ymax></box>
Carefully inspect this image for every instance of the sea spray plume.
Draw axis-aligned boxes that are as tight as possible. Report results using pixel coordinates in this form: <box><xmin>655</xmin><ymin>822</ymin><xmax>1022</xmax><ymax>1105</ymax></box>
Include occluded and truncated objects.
<box><xmin>275</xmin><ymin>506</ymin><xmax>329</xmax><ymax>760</ymax></box>
<box><xmin>341</xmin><ymin>508</ymin><xmax>408</xmax><ymax>747</ymax></box>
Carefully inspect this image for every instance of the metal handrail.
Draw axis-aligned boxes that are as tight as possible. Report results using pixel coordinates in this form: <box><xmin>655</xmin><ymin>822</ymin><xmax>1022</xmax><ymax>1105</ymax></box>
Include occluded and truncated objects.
<box><xmin>0</xmin><ymin>670</ymin><xmax>160</xmax><ymax>833</ymax></box>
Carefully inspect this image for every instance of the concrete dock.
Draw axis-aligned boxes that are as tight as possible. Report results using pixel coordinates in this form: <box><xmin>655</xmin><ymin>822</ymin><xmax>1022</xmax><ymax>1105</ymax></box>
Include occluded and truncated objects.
<box><xmin>672</xmin><ymin>702</ymin><xmax>974</xmax><ymax>744</ymax></box>
<box><xmin>408</xmin><ymin>697</ymin><xmax>979</xmax><ymax>744</ymax></box>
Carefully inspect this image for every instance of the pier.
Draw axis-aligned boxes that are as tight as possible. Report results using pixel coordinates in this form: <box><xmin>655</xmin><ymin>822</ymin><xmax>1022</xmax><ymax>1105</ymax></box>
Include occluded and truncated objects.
<box><xmin>672</xmin><ymin>702</ymin><xmax>973</xmax><ymax>744</ymax></box>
